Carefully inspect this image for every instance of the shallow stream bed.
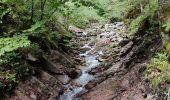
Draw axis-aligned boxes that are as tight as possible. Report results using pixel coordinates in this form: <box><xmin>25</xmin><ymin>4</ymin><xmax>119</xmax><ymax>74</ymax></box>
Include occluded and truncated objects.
<box><xmin>59</xmin><ymin>44</ymin><xmax>101</xmax><ymax>100</ymax></box>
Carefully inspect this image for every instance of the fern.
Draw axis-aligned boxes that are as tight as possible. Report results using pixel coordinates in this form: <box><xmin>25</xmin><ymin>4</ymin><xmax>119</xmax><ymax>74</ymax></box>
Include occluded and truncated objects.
<box><xmin>23</xmin><ymin>21</ymin><xmax>45</xmax><ymax>33</ymax></box>
<box><xmin>0</xmin><ymin>35</ymin><xmax>30</xmax><ymax>56</ymax></box>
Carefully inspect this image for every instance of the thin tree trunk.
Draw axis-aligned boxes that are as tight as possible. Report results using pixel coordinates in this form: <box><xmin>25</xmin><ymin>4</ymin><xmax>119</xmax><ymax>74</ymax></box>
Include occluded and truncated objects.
<box><xmin>31</xmin><ymin>0</ymin><xmax>34</xmax><ymax>22</ymax></box>
<box><xmin>40</xmin><ymin>0</ymin><xmax>47</xmax><ymax>20</ymax></box>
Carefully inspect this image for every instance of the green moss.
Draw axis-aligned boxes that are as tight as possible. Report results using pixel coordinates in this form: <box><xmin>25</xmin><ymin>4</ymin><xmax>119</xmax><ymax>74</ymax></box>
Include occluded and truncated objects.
<box><xmin>128</xmin><ymin>14</ymin><xmax>146</xmax><ymax>35</ymax></box>
<box><xmin>165</xmin><ymin>41</ymin><xmax>170</xmax><ymax>54</ymax></box>
<box><xmin>128</xmin><ymin>0</ymin><xmax>158</xmax><ymax>35</ymax></box>
<box><xmin>162</xmin><ymin>22</ymin><xmax>170</xmax><ymax>32</ymax></box>
<box><xmin>146</xmin><ymin>52</ymin><xmax>170</xmax><ymax>88</ymax></box>
<box><xmin>151</xmin><ymin>76</ymin><xmax>162</xmax><ymax>88</ymax></box>
<box><xmin>105</xmin><ymin>0</ymin><xmax>128</xmax><ymax>20</ymax></box>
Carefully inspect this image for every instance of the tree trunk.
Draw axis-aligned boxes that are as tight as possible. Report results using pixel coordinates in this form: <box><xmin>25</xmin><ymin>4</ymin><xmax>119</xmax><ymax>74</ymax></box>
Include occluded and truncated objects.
<box><xmin>31</xmin><ymin>0</ymin><xmax>34</xmax><ymax>22</ymax></box>
<box><xmin>40</xmin><ymin>0</ymin><xmax>47</xmax><ymax>20</ymax></box>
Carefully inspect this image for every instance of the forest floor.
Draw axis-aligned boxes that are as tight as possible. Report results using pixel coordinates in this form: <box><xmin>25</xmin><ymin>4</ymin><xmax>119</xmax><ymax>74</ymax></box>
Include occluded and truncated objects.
<box><xmin>9</xmin><ymin>22</ymin><xmax>161</xmax><ymax>100</ymax></box>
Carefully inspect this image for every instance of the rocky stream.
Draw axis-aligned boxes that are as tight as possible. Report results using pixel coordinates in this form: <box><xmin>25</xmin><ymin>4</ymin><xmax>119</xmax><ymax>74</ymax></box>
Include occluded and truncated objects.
<box><xmin>10</xmin><ymin>21</ymin><xmax>160</xmax><ymax>100</ymax></box>
<box><xmin>59</xmin><ymin>22</ymin><xmax>131</xmax><ymax>100</ymax></box>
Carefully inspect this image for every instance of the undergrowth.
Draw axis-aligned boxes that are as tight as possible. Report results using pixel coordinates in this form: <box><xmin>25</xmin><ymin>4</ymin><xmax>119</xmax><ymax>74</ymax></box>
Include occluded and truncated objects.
<box><xmin>128</xmin><ymin>0</ymin><xmax>159</xmax><ymax>35</ymax></box>
<box><xmin>145</xmin><ymin>52</ymin><xmax>170</xmax><ymax>88</ymax></box>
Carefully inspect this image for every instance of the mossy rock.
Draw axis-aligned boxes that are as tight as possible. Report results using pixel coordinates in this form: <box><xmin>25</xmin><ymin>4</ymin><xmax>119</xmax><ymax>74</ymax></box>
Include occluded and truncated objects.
<box><xmin>165</xmin><ymin>41</ymin><xmax>170</xmax><ymax>54</ymax></box>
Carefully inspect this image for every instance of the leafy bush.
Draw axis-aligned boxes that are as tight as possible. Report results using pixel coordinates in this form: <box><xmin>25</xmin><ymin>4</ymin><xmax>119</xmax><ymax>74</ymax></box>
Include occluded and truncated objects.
<box><xmin>104</xmin><ymin>0</ymin><xmax>128</xmax><ymax>20</ymax></box>
<box><xmin>69</xmin><ymin>6</ymin><xmax>104</xmax><ymax>27</ymax></box>
<box><xmin>0</xmin><ymin>35</ymin><xmax>30</xmax><ymax>57</ymax></box>
<box><xmin>0</xmin><ymin>51</ymin><xmax>33</xmax><ymax>96</ymax></box>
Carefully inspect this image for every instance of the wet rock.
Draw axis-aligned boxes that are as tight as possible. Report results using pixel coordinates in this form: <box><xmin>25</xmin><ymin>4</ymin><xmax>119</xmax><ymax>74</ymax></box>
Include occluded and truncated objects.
<box><xmin>39</xmin><ymin>56</ymin><xmax>64</xmax><ymax>75</ymax></box>
<box><xmin>88</xmin><ymin>67</ymin><xmax>100</xmax><ymax>75</ymax></box>
<box><xmin>85</xmin><ymin>82</ymin><xmax>96</xmax><ymax>90</ymax></box>
<box><xmin>115</xmin><ymin>22</ymin><xmax>124</xmax><ymax>27</ymax></box>
<box><xmin>119</xmin><ymin>39</ymin><xmax>130</xmax><ymax>47</ymax></box>
<box><xmin>48</xmin><ymin>50</ymin><xmax>77</xmax><ymax>68</ymax></box>
<box><xmin>69</xmin><ymin>25</ymin><xmax>84</xmax><ymax>35</ymax></box>
<box><xmin>96</xmin><ymin>57</ymin><xmax>104</xmax><ymax>62</ymax></box>
<box><xmin>30</xmin><ymin>94</ymin><xmax>36</xmax><ymax>99</ymax></box>
<box><xmin>120</xmin><ymin>78</ymin><xmax>130</xmax><ymax>89</ymax></box>
<box><xmin>75</xmin><ymin>90</ymin><xmax>87</xmax><ymax>98</ymax></box>
<box><xmin>99</xmin><ymin>31</ymin><xmax>116</xmax><ymax>39</ymax></box>
<box><xmin>109</xmin><ymin>42</ymin><xmax>118</xmax><ymax>48</ymax></box>
<box><xmin>138</xmin><ymin>64</ymin><xmax>147</xmax><ymax>73</ymax></box>
<box><xmin>66</xmin><ymin>69</ymin><xmax>81</xmax><ymax>79</ymax></box>
<box><xmin>85</xmin><ymin>77</ymin><xmax>106</xmax><ymax>90</ymax></box>
<box><xmin>89</xmin><ymin>40</ymin><xmax>96</xmax><ymax>47</ymax></box>
<box><xmin>79</xmin><ymin>37</ymin><xmax>89</xmax><ymax>41</ymax></box>
<box><xmin>120</xmin><ymin>41</ymin><xmax>133</xmax><ymax>56</ymax></box>
<box><xmin>27</xmin><ymin>53</ymin><xmax>38</xmax><ymax>61</ymax></box>
<box><xmin>97</xmin><ymin>38</ymin><xmax>110</xmax><ymax>47</ymax></box>
<box><xmin>70</xmin><ymin>82</ymin><xmax>82</xmax><ymax>87</ymax></box>
<box><xmin>89</xmin><ymin>66</ymin><xmax>109</xmax><ymax>75</ymax></box>
<box><xmin>80</xmin><ymin>48</ymin><xmax>91</xmax><ymax>53</ymax></box>
<box><xmin>87</xmin><ymin>49</ymin><xmax>97</xmax><ymax>55</ymax></box>
<box><xmin>101</xmin><ymin>54</ymin><xmax>109</xmax><ymax>59</ymax></box>
<box><xmin>40</xmin><ymin>71</ymin><xmax>54</xmax><ymax>81</ymax></box>
<box><xmin>57</xmin><ymin>75</ymin><xmax>71</xmax><ymax>85</ymax></box>
<box><xmin>79</xmin><ymin>47</ymin><xmax>91</xmax><ymax>53</ymax></box>
<box><xmin>89</xmin><ymin>34</ymin><xmax>98</xmax><ymax>37</ymax></box>
<box><xmin>74</xmin><ymin>57</ymin><xmax>85</xmax><ymax>63</ymax></box>
<box><xmin>104</xmin><ymin>24</ymin><xmax>116</xmax><ymax>30</ymax></box>
<box><xmin>76</xmin><ymin>69</ymin><xmax>82</xmax><ymax>76</ymax></box>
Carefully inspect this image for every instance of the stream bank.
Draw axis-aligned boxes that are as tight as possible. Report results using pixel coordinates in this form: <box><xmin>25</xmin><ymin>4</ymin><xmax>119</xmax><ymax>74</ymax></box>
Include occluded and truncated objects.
<box><xmin>59</xmin><ymin>22</ymin><xmax>127</xmax><ymax>99</ymax></box>
<box><xmin>9</xmin><ymin>20</ymin><xmax>161</xmax><ymax>100</ymax></box>
<box><xmin>60</xmin><ymin>19</ymin><xmax>161</xmax><ymax>100</ymax></box>
<box><xmin>8</xmin><ymin>18</ymin><xmax>160</xmax><ymax>100</ymax></box>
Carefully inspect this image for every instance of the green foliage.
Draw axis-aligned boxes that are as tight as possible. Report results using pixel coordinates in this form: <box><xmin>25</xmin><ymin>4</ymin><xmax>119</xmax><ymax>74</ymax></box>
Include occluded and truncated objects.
<box><xmin>69</xmin><ymin>6</ymin><xmax>104</xmax><ymax>27</ymax></box>
<box><xmin>0</xmin><ymin>51</ymin><xmax>32</xmax><ymax>76</ymax></box>
<box><xmin>83</xmin><ymin>0</ymin><xmax>109</xmax><ymax>16</ymax></box>
<box><xmin>1</xmin><ymin>0</ymin><xmax>14</xmax><ymax>4</ymax></box>
<box><xmin>128</xmin><ymin>0</ymin><xmax>159</xmax><ymax>35</ymax></box>
<box><xmin>0</xmin><ymin>34</ymin><xmax>31</xmax><ymax>94</ymax></box>
<box><xmin>0</xmin><ymin>72</ymin><xmax>17</xmax><ymax>94</ymax></box>
<box><xmin>128</xmin><ymin>14</ymin><xmax>146</xmax><ymax>35</ymax></box>
<box><xmin>23</xmin><ymin>21</ymin><xmax>45</xmax><ymax>33</ymax></box>
<box><xmin>0</xmin><ymin>35</ymin><xmax>30</xmax><ymax>56</ymax></box>
<box><xmin>0</xmin><ymin>6</ymin><xmax>11</xmax><ymax>23</ymax></box>
<box><xmin>163</xmin><ymin>23</ymin><xmax>170</xmax><ymax>32</ymax></box>
<box><xmin>104</xmin><ymin>0</ymin><xmax>128</xmax><ymax>20</ymax></box>
<box><xmin>145</xmin><ymin>52</ymin><xmax>170</xmax><ymax>88</ymax></box>
<box><xmin>165</xmin><ymin>41</ymin><xmax>170</xmax><ymax>54</ymax></box>
<box><xmin>51</xmin><ymin>0</ymin><xmax>131</xmax><ymax>27</ymax></box>
<box><xmin>0</xmin><ymin>51</ymin><xmax>33</xmax><ymax>96</ymax></box>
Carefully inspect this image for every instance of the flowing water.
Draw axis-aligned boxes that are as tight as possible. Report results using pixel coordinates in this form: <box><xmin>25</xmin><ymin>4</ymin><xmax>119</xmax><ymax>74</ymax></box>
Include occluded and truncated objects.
<box><xmin>59</xmin><ymin>44</ymin><xmax>101</xmax><ymax>100</ymax></box>
<box><xmin>59</xmin><ymin>22</ymin><xmax>127</xmax><ymax>100</ymax></box>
